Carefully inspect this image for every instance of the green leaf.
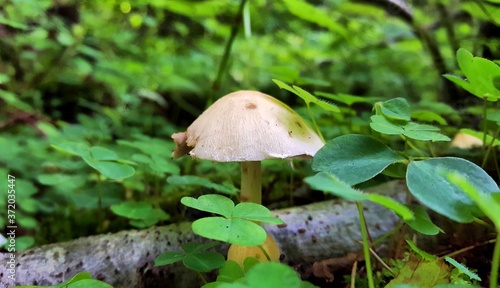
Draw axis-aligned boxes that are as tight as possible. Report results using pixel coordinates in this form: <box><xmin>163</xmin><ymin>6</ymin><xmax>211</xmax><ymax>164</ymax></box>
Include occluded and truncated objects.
<box><xmin>183</xmin><ymin>252</ymin><xmax>225</xmax><ymax>272</ymax></box>
<box><xmin>305</xmin><ymin>172</ymin><xmax>413</xmax><ymax>220</ymax></box>
<box><xmin>446</xmin><ymin>172</ymin><xmax>500</xmax><ymax>226</ymax></box>
<box><xmin>404</xmin><ymin>206</ymin><xmax>442</xmax><ymax>235</ymax></box>
<box><xmin>83</xmin><ymin>159</ymin><xmax>135</xmax><ymax>180</ymax></box>
<box><xmin>232</xmin><ymin>203</ymin><xmax>284</xmax><ymax>224</ymax></box>
<box><xmin>316</xmin><ymin>92</ymin><xmax>380</xmax><ymax>106</ymax></box>
<box><xmin>272</xmin><ymin>80</ymin><xmax>340</xmax><ymax>112</ymax></box>
<box><xmin>370</xmin><ymin>115</ymin><xmax>404</xmax><ymax>135</ymax></box>
<box><xmin>110</xmin><ymin>201</ymin><xmax>153</xmax><ymax>219</ymax></box>
<box><xmin>191</xmin><ymin>217</ymin><xmax>267</xmax><ymax>246</ymax></box>
<box><xmin>445</xmin><ymin>256</ymin><xmax>481</xmax><ymax>281</ymax></box>
<box><xmin>182</xmin><ymin>242</ymin><xmax>220</xmax><ymax>254</ymax></box>
<box><xmin>312</xmin><ymin>134</ymin><xmax>406</xmax><ymax>185</ymax></box>
<box><xmin>216</xmin><ymin>260</ymin><xmax>245</xmax><ymax>283</ymax></box>
<box><xmin>407</xmin><ymin>157</ymin><xmax>499</xmax><ymax>222</ymax></box>
<box><xmin>411</xmin><ymin>110</ymin><xmax>448</xmax><ymax>125</ymax></box>
<box><xmin>370</xmin><ymin>116</ymin><xmax>450</xmax><ymax>141</ymax></box>
<box><xmin>154</xmin><ymin>251</ymin><xmax>185</xmax><ymax>266</ymax></box>
<box><xmin>66</xmin><ymin>279</ymin><xmax>114</xmax><ymax>288</ymax></box>
<box><xmin>240</xmin><ymin>262</ymin><xmax>303</xmax><ymax>288</ymax></box>
<box><xmin>89</xmin><ymin>146</ymin><xmax>118</xmax><ymax>160</ymax></box>
<box><xmin>168</xmin><ymin>175</ymin><xmax>238</xmax><ymax>195</ymax></box>
<box><xmin>181</xmin><ymin>194</ymin><xmax>234</xmax><ymax>218</ymax></box>
<box><xmin>405</xmin><ymin>239</ymin><xmax>437</xmax><ymax>261</ymax></box>
<box><xmin>444</xmin><ymin>48</ymin><xmax>500</xmax><ymax>101</ymax></box>
<box><xmin>374</xmin><ymin>98</ymin><xmax>411</xmax><ymax>121</ymax></box>
<box><xmin>282</xmin><ymin>0</ymin><xmax>347</xmax><ymax>37</ymax></box>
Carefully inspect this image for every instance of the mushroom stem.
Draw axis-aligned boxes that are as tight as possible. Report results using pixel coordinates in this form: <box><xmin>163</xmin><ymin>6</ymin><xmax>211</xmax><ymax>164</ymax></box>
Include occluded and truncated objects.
<box><xmin>240</xmin><ymin>161</ymin><xmax>261</xmax><ymax>204</ymax></box>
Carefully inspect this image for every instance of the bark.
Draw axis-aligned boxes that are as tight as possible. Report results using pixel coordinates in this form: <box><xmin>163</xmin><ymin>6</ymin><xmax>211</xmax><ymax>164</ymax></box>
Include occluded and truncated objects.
<box><xmin>1</xmin><ymin>180</ymin><xmax>407</xmax><ymax>288</ymax></box>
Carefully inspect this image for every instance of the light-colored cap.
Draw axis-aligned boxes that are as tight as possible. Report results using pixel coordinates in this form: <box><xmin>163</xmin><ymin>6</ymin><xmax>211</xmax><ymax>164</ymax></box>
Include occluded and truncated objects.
<box><xmin>172</xmin><ymin>90</ymin><xmax>324</xmax><ymax>162</ymax></box>
<box><xmin>450</xmin><ymin>132</ymin><xmax>483</xmax><ymax>149</ymax></box>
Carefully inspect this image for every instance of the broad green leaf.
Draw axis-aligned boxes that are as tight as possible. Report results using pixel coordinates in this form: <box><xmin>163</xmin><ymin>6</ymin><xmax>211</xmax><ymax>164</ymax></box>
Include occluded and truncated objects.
<box><xmin>52</xmin><ymin>142</ymin><xmax>90</xmax><ymax>157</ymax></box>
<box><xmin>445</xmin><ymin>256</ymin><xmax>481</xmax><ymax>281</ymax></box>
<box><xmin>447</xmin><ymin>172</ymin><xmax>500</xmax><ymax>226</ymax></box>
<box><xmin>371</xmin><ymin>116</ymin><xmax>450</xmax><ymax>141</ymax></box>
<box><xmin>312</xmin><ymin>134</ymin><xmax>406</xmax><ymax>185</ymax></box>
<box><xmin>405</xmin><ymin>239</ymin><xmax>437</xmax><ymax>261</ymax></box>
<box><xmin>407</xmin><ymin>157</ymin><xmax>499</xmax><ymax>222</ymax></box>
<box><xmin>282</xmin><ymin>0</ymin><xmax>347</xmax><ymax>37</ymax></box>
<box><xmin>216</xmin><ymin>260</ymin><xmax>245</xmax><ymax>283</ymax></box>
<box><xmin>168</xmin><ymin>175</ymin><xmax>238</xmax><ymax>195</ymax></box>
<box><xmin>272</xmin><ymin>79</ymin><xmax>299</xmax><ymax>98</ymax></box>
<box><xmin>110</xmin><ymin>202</ymin><xmax>153</xmax><ymax>219</ymax></box>
<box><xmin>445</xmin><ymin>48</ymin><xmax>500</xmax><ymax>101</ymax></box>
<box><xmin>90</xmin><ymin>146</ymin><xmax>119</xmax><ymax>160</ymax></box>
<box><xmin>374</xmin><ymin>98</ymin><xmax>411</xmax><ymax>121</ymax></box>
<box><xmin>486</xmin><ymin>108</ymin><xmax>500</xmax><ymax>124</ymax></box>
<box><xmin>154</xmin><ymin>251</ymin><xmax>185</xmax><ymax>266</ymax></box>
<box><xmin>241</xmin><ymin>262</ymin><xmax>302</xmax><ymax>288</ymax></box>
<box><xmin>370</xmin><ymin>115</ymin><xmax>404</xmax><ymax>135</ymax></box>
<box><xmin>404</xmin><ymin>206</ymin><xmax>442</xmax><ymax>235</ymax></box>
<box><xmin>305</xmin><ymin>172</ymin><xmax>413</xmax><ymax>220</ymax></box>
<box><xmin>83</xmin><ymin>159</ymin><xmax>135</xmax><ymax>180</ymax></box>
<box><xmin>192</xmin><ymin>217</ymin><xmax>266</xmax><ymax>246</ymax></box>
<box><xmin>181</xmin><ymin>194</ymin><xmax>234</xmax><ymax>218</ymax></box>
<box><xmin>233</xmin><ymin>203</ymin><xmax>284</xmax><ymax>224</ymax></box>
<box><xmin>411</xmin><ymin>110</ymin><xmax>447</xmax><ymax>125</ymax></box>
<box><xmin>183</xmin><ymin>252</ymin><xmax>225</xmax><ymax>272</ymax></box>
<box><xmin>402</xmin><ymin>122</ymin><xmax>450</xmax><ymax>142</ymax></box>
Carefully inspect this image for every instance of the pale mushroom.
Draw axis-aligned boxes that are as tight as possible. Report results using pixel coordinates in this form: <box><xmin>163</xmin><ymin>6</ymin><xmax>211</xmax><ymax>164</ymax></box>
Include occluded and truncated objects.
<box><xmin>171</xmin><ymin>90</ymin><xmax>324</xmax><ymax>204</ymax></box>
<box><xmin>172</xmin><ymin>90</ymin><xmax>324</xmax><ymax>265</ymax></box>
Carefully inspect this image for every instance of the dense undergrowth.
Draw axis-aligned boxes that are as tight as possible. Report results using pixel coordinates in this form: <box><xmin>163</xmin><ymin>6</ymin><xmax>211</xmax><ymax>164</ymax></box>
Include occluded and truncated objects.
<box><xmin>1</xmin><ymin>0</ymin><xmax>499</xmax><ymax>287</ymax></box>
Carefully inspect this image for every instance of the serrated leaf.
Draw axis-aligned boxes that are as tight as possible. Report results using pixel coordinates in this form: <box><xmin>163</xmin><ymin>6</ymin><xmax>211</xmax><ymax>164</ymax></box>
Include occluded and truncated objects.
<box><xmin>445</xmin><ymin>256</ymin><xmax>481</xmax><ymax>281</ymax></box>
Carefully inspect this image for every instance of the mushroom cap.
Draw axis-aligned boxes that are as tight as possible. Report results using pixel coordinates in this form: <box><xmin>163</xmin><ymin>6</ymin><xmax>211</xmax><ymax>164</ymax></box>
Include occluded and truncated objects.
<box><xmin>172</xmin><ymin>90</ymin><xmax>324</xmax><ymax>162</ymax></box>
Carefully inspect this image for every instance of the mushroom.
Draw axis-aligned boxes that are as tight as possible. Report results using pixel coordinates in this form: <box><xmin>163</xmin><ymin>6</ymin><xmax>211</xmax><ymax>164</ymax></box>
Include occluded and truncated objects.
<box><xmin>171</xmin><ymin>90</ymin><xmax>324</xmax><ymax>204</ymax></box>
<box><xmin>172</xmin><ymin>90</ymin><xmax>324</xmax><ymax>265</ymax></box>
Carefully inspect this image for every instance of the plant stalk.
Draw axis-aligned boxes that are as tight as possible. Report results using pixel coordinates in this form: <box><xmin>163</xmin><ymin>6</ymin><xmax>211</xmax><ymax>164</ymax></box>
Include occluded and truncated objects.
<box><xmin>240</xmin><ymin>161</ymin><xmax>261</xmax><ymax>204</ymax></box>
<box><xmin>357</xmin><ymin>201</ymin><xmax>375</xmax><ymax>288</ymax></box>
<box><xmin>490</xmin><ymin>234</ymin><xmax>500</xmax><ymax>288</ymax></box>
<box><xmin>210</xmin><ymin>0</ymin><xmax>248</xmax><ymax>104</ymax></box>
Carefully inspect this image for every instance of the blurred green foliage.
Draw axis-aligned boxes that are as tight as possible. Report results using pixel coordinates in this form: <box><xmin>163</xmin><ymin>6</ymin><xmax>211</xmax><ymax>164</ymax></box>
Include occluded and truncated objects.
<box><xmin>0</xmin><ymin>0</ymin><xmax>499</xmax><ymax>286</ymax></box>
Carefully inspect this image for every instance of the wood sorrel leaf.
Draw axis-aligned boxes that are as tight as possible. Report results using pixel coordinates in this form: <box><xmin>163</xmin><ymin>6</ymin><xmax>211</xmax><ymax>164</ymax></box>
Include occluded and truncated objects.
<box><xmin>192</xmin><ymin>217</ymin><xmax>266</xmax><ymax>246</ymax></box>
<box><xmin>181</xmin><ymin>194</ymin><xmax>234</xmax><ymax>218</ymax></box>
<box><xmin>407</xmin><ymin>157</ymin><xmax>499</xmax><ymax>222</ymax></box>
<box><xmin>313</xmin><ymin>134</ymin><xmax>406</xmax><ymax>185</ymax></box>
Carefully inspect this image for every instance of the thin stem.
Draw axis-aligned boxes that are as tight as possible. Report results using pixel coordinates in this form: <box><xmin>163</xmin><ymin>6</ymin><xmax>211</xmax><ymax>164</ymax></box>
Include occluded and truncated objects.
<box><xmin>306</xmin><ymin>102</ymin><xmax>325</xmax><ymax>143</ymax></box>
<box><xmin>482</xmin><ymin>126</ymin><xmax>500</xmax><ymax>168</ymax></box>
<box><xmin>482</xmin><ymin>100</ymin><xmax>488</xmax><ymax>155</ymax></box>
<box><xmin>196</xmin><ymin>271</ymin><xmax>208</xmax><ymax>284</ymax></box>
<box><xmin>210</xmin><ymin>0</ymin><xmax>248</xmax><ymax>104</ymax></box>
<box><xmin>490</xmin><ymin>234</ymin><xmax>500</xmax><ymax>288</ymax></box>
<box><xmin>356</xmin><ymin>202</ymin><xmax>375</xmax><ymax>288</ymax></box>
<box><xmin>240</xmin><ymin>161</ymin><xmax>261</xmax><ymax>204</ymax></box>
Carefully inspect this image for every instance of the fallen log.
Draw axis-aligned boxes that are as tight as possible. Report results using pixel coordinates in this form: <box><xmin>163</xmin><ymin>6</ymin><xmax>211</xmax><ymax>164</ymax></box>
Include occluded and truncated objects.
<box><xmin>1</xmin><ymin>180</ymin><xmax>407</xmax><ymax>288</ymax></box>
